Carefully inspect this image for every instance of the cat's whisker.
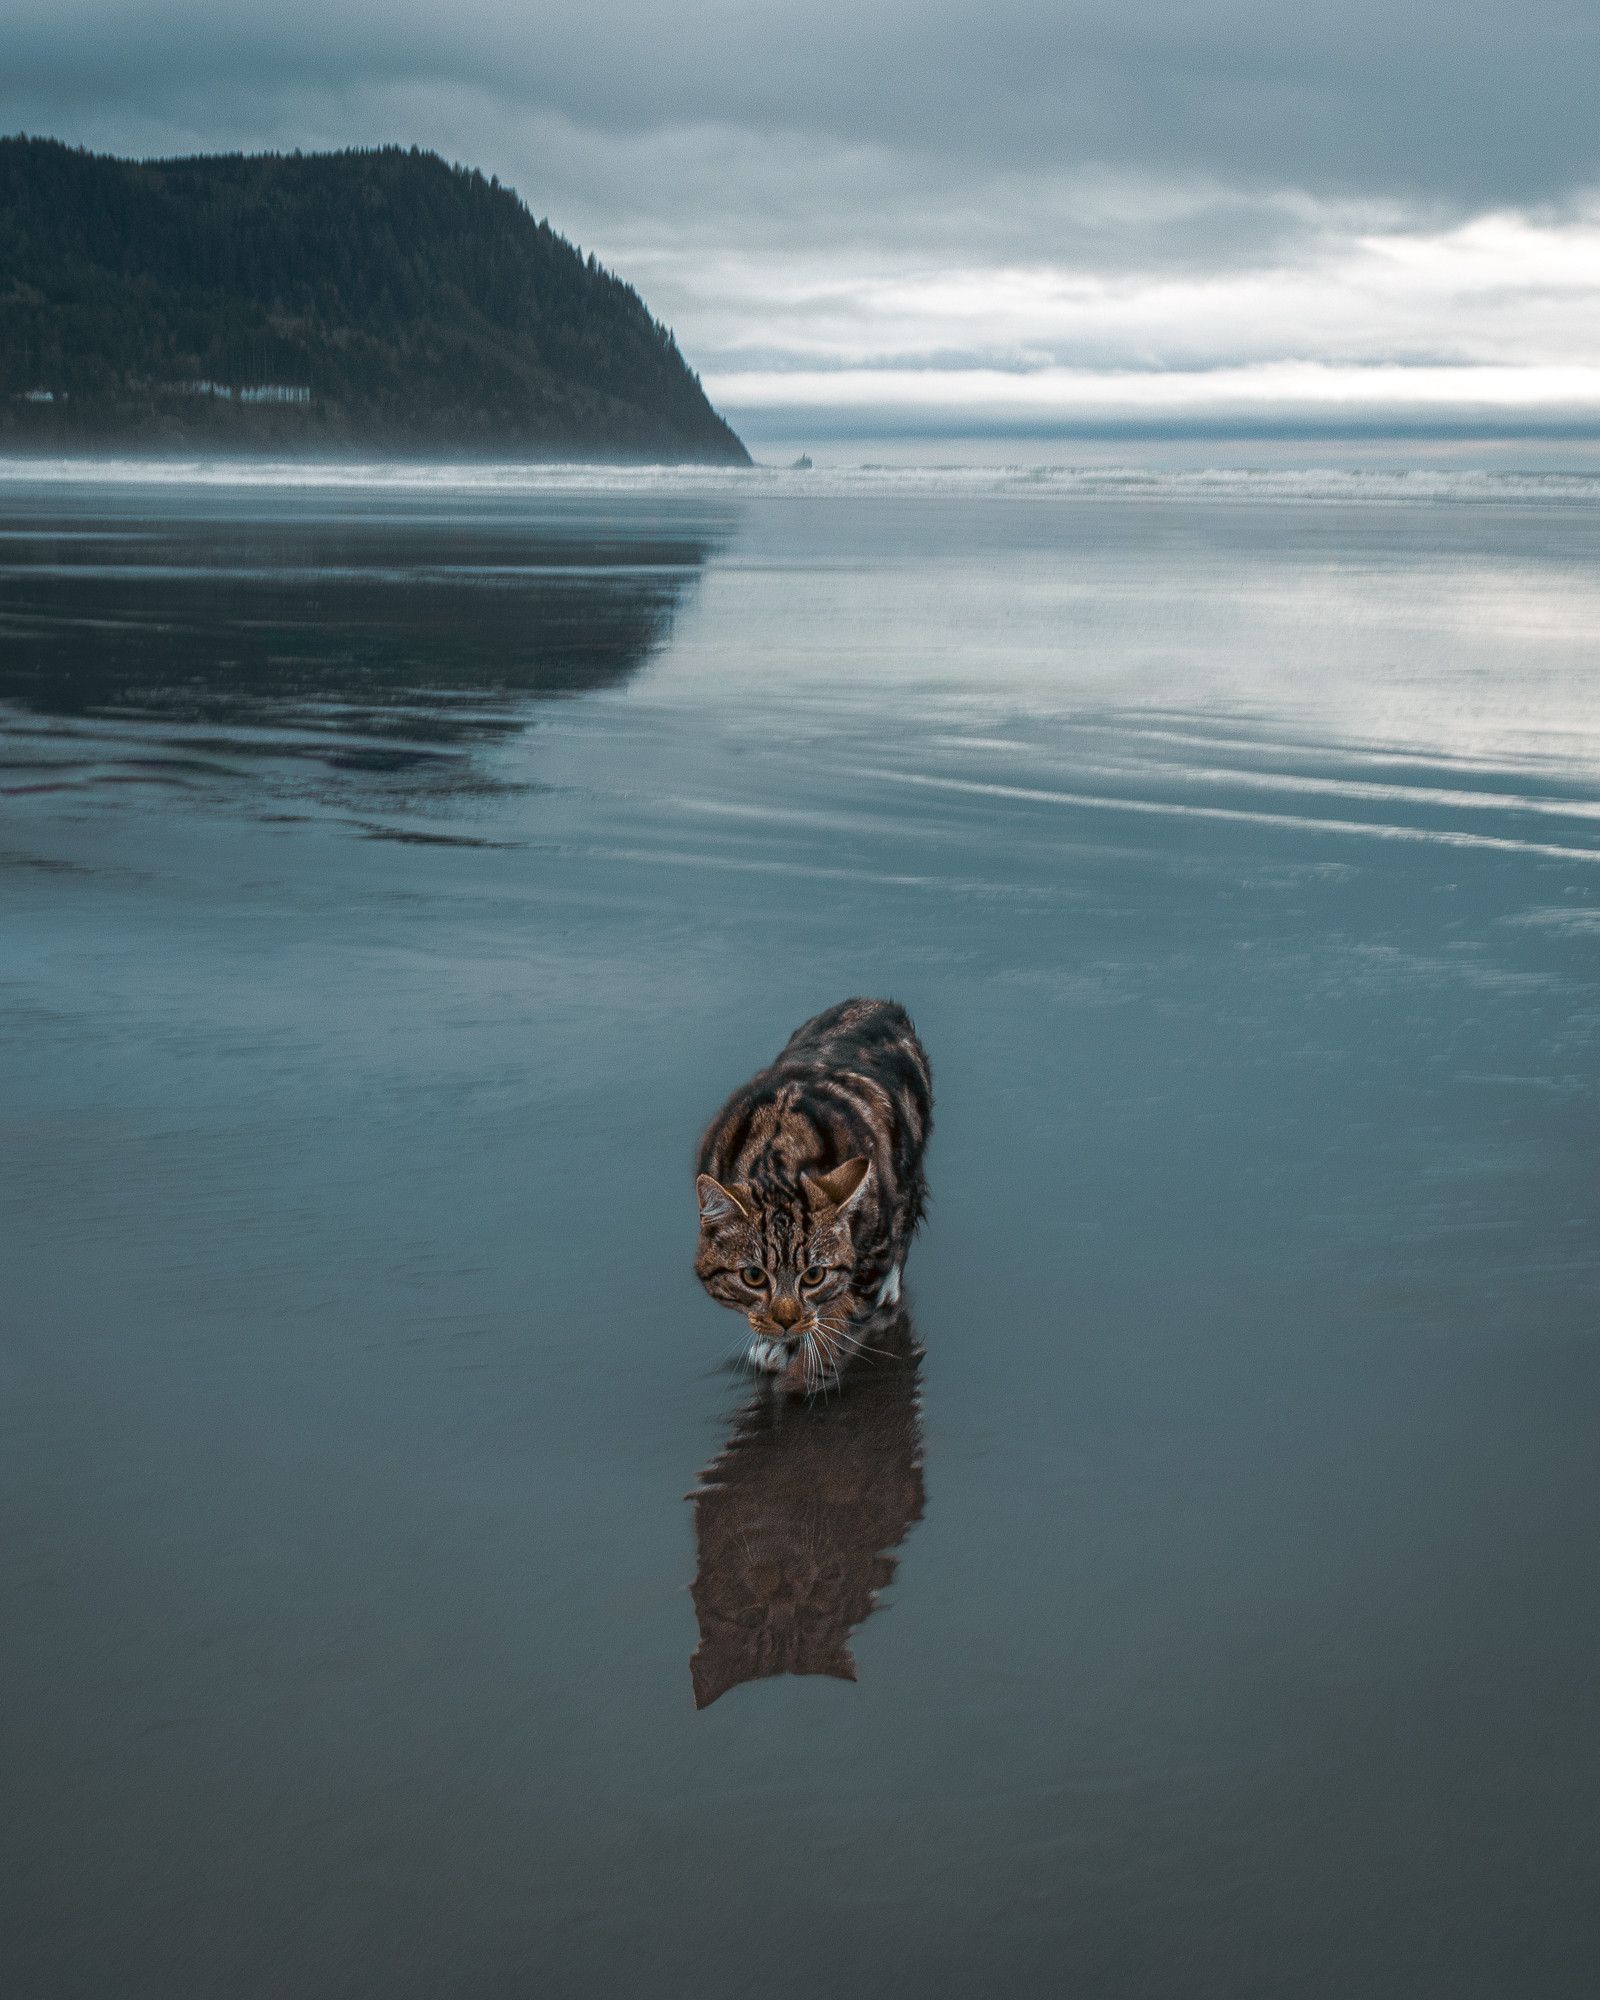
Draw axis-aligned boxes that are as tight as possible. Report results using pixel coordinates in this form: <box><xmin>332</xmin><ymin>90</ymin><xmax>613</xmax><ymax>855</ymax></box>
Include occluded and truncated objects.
<box><xmin>809</xmin><ymin>1324</ymin><xmax>846</xmax><ymax>1400</ymax></box>
<box><xmin>815</xmin><ymin>1307</ymin><xmax>899</xmax><ymax>1364</ymax></box>
<box><xmin>816</xmin><ymin>1321</ymin><xmax>866</xmax><ymax>1368</ymax></box>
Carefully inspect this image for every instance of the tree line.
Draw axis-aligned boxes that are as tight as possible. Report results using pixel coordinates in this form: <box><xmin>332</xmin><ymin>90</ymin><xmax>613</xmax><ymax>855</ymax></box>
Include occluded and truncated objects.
<box><xmin>0</xmin><ymin>137</ymin><xmax>749</xmax><ymax>461</ymax></box>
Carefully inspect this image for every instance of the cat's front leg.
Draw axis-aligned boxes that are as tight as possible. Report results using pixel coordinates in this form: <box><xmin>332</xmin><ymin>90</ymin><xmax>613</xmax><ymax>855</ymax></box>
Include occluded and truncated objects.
<box><xmin>746</xmin><ymin>1339</ymin><xmax>815</xmax><ymax>1396</ymax></box>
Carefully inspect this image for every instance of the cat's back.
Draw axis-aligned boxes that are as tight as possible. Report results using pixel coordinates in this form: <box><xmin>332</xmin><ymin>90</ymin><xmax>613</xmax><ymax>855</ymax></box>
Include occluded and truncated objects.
<box><xmin>697</xmin><ymin>996</ymin><xmax>932</xmax><ymax>1178</ymax></box>
<box><xmin>777</xmin><ymin>997</ymin><xmax>931</xmax><ymax>1102</ymax></box>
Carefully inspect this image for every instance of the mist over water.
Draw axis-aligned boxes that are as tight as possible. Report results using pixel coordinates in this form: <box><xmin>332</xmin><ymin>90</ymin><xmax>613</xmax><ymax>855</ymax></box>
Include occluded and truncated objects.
<box><xmin>4</xmin><ymin>468</ymin><xmax>1598</xmax><ymax>1998</ymax></box>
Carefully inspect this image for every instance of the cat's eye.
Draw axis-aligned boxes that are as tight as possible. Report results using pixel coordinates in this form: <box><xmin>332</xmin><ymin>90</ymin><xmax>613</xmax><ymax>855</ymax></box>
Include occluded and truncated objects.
<box><xmin>801</xmin><ymin>1264</ymin><xmax>829</xmax><ymax>1287</ymax></box>
<box><xmin>740</xmin><ymin>1266</ymin><xmax>766</xmax><ymax>1288</ymax></box>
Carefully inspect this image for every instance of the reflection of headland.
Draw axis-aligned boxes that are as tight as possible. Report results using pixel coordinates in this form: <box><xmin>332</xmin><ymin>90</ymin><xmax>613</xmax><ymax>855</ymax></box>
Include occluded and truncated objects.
<box><xmin>0</xmin><ymin>491</ymin><xmax>731</xmax><ymax>806</ymax></box>
<box><xmin>688</xmin><ymin>1306</ymin><xmax>925</xmax><ymax>1710</ymax></box>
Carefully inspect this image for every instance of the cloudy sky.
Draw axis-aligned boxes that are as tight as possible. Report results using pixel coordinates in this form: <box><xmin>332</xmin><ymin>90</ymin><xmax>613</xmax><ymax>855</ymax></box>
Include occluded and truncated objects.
<box><xmin>8</xmin><ymin>0</ymin><xmax>1600</xmax><ymax>442</ymax></box>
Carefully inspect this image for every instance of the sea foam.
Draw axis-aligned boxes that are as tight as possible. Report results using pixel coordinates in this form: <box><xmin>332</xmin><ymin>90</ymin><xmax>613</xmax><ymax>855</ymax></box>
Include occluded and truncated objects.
<box><xmin>4</xmin><ymin>456</ymin><xmax>1600</xmax><ymax>507</ymax></box>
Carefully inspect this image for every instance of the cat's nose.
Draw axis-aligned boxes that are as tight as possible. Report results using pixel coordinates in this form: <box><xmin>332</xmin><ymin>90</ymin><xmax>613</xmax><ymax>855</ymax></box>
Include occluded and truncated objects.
<box><xmin>771</xmin><ymin>1297</ymin><xmax>802</xmax><ymax>1329</ymax></box>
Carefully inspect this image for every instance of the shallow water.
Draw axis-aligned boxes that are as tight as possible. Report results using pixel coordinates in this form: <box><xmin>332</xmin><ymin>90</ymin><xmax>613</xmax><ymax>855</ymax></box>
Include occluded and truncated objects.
<box><xmin>3</xmin><ymin>467</ymin><xmax>1599</xmax><ymax>1999</ymax></box>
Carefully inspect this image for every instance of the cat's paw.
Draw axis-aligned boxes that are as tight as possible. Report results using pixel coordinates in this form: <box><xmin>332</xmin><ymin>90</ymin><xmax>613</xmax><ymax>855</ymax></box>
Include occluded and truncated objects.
<box><xmin>748</xmin><ymin>1338</ymin><xmax>788</xmax><ymax>1373</ymax></box>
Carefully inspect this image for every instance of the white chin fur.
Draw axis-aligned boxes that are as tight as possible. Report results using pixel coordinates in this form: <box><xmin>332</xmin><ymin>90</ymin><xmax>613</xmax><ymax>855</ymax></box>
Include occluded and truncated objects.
<box><xmin>748</xmin><ymin>1338</ymin><xmax>788</xmax><ymax>1373</ymax></box>
<box><xmin>875</xmin><ymin>1265</ymin><xmax>902</xmax><ymax>1306</ymax></box>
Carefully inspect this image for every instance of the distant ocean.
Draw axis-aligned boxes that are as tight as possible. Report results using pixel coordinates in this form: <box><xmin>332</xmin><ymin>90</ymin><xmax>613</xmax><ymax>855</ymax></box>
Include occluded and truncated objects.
<box><xmin>6</xmin><ymin>450</ymin><xmax>1600</xmax><ymax>501</ymax></box>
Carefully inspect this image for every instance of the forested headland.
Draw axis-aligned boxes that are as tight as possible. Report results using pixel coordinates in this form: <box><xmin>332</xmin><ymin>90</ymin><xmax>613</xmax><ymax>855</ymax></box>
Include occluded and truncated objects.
<box><xmin>0</xmin><ymin>138</ymin><xmax>750</xmax><ymax>462</ymax></box>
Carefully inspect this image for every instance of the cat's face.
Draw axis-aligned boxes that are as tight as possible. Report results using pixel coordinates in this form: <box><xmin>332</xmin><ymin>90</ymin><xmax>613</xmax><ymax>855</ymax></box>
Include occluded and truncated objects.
<box><xmin>694</xmin><ymin>1157</ymin><xmax>870</xmax><ymax>1350</ymax></box>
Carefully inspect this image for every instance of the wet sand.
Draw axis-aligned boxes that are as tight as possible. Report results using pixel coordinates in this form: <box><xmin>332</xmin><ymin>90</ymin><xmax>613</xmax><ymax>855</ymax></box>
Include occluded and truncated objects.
<box><xmin>3</xmin><ymin>467</ymin><xmax>1599</xmax><ymax>1998</ymax></box>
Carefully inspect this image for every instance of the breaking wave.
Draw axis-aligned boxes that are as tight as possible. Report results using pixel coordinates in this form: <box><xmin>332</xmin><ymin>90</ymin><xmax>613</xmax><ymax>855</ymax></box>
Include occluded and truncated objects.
<box><xmin>5</xmin><ymin>457</ymin><xmax>1600</xmax><ymax>507</ymax></box>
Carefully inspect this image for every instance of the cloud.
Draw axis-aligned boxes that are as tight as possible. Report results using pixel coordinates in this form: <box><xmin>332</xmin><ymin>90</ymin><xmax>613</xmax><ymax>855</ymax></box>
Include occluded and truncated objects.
<box><xmin>586</xmin><ymin>161</ymin><xmax>1600</xmax><ymax>433</ymax></box>
<box><xmin>671</xmin><ymin>206</ymin><xmax>1600</xmax><ymax>372</ymax></box>
<box><xmin>7</xmin><ymin>0</ymin><xmax>1600</xmax><ymax>203</ymax></box>
<box><xmin>710</xmin><ymin>363</ymin><xmax>1600</xmax><ymax>440</ymax></box>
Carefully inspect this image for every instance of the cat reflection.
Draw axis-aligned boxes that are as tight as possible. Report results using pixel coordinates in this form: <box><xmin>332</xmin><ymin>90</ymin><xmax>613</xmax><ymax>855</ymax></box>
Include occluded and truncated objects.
<box><xmin>688</xmin><ymin>1306</ymin><xmax>925</xmax><ymax>1709</ymax></box>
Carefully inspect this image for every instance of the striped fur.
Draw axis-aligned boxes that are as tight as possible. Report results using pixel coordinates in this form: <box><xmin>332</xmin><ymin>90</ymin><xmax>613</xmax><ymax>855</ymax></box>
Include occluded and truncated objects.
<box><xmin>694</xmin><ymin>998</ymin><xmax>933</xmax><ymax>1393</ymax></box>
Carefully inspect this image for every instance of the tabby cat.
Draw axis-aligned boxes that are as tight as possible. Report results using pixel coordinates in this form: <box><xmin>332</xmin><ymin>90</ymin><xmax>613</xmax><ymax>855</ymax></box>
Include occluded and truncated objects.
<box><xmin>694</xmin><ymin>997</ymin><xmax>933</xmax><ymax>1394</ymax></box>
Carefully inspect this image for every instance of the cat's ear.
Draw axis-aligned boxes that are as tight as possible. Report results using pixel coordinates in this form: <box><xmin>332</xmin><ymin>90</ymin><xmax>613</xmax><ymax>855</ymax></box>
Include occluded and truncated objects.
<box><xmin>805</xmin><ymin>1156</ymin><xmax>872</xmax><ymax>1214</ymax></box>
<box><xmin>697</xmin><ymin>1174</ymin><xmax>749</xmax><ymax>1225</ymax></box>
